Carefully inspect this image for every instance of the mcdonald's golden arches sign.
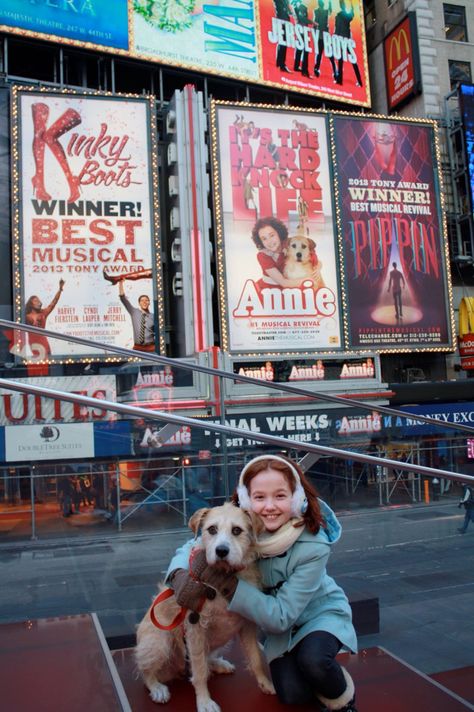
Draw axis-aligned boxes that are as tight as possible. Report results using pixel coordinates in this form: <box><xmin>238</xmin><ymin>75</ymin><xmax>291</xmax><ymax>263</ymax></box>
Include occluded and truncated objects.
<box><xmin>384</xmin><ymin>13</ymin><xmax>421</xmax><ymax>111</ymax></box>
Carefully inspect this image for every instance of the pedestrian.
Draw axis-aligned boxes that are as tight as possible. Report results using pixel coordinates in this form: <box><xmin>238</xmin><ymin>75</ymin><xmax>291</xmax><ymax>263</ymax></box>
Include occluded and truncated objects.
<box><xmin>167</xmin><ymin>453</ymin><xmax>358</xmax><ymax>711</ymax></box>
<box><xmin>458</xmin><ymin>484</ymin><xmax>474</xmax><ymax>534</ymax></box>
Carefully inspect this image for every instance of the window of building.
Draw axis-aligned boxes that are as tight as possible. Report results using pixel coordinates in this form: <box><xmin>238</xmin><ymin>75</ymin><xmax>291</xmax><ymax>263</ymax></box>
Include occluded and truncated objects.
<box><xmin>364</xmin><ymin>0</ymin><xmax>377</xmax><ymax>28</ymax></box>
<box><xmin>443</xmin><ymin>4</ymin><xmax>468</xmax><ymax>42</ymax></box>
<box><xmin>449</xmin><ymin>59</ymin><xmax>472</xmax><ymax>88</ymax></box>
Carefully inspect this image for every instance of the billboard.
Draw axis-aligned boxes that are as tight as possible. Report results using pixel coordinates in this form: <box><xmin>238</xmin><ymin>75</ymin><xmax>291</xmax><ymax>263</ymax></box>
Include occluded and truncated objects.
<box><xmin>211</xmin><ymin>102</ymin><xmax>342</xmax><ymax>354</ymax></box>
<box><xmin>132</xmin><ymin>0</ymin><xmax>259</xmax><ymax>82</ymax></box>
<box><xmin>0</xmin><ymin>0</ymin><xmax>129</xmax><ymax>50</ymax></box>
<box><xmin>383</xmin><ymin>12</ymin><xmax>421</xmax><ymax>112</ymax></box>
<box><xmin>259</xmin><ymin>0</ymin><xmax>369</xmax><ymax>106</ymax></box>
<box><xmin>12</xmin><ymin>87</ymin><xmax>164</xmax><ymax>361</ymax></box>
<box><xmin>333</xmin><ymin>115</ymin><xmax>454</xmax><ymax>352</ymax></box>
<box><xmin>0</xmin><ymin>2</ymin><xmax>370</xmax><ymax>108</ymax></box>
<box><xmin>459</xmin><ymin>84</ymin><xmax>474</xmax><ymax>217</ymax></box>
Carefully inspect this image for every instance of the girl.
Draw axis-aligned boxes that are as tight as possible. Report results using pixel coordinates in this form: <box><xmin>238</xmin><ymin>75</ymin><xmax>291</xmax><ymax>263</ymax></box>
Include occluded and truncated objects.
<box><xmin>252</xmin><ymin>217</ymin><xmax>321</xmax><ymax>290</ymax></box>
<box><xmin>168</xmin><ymin>454</ymin><xmax>358</xmax><ymax>711</ymax></box>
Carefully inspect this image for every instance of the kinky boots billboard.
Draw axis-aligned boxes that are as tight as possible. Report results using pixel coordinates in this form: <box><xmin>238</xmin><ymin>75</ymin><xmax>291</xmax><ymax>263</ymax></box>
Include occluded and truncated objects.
<box><xmin>11</xmin><ymin>87</ymin><xmax>165</xmax><ymax>361</ymax></box>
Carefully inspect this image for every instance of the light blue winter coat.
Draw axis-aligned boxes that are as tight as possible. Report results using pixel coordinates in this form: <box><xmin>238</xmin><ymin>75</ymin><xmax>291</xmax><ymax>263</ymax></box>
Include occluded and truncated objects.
<box><xmin>166</xmin><ymin>499</ymin><xmax>357</xmax><ymax>663</ymax></box>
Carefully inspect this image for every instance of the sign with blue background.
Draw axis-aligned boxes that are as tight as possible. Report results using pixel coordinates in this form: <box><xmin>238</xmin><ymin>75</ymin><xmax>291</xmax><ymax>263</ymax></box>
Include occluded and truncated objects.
<box><xmin>0</xmin><ymin>0</ymin><xmax>129</xmax><ymax>50</ymax></box>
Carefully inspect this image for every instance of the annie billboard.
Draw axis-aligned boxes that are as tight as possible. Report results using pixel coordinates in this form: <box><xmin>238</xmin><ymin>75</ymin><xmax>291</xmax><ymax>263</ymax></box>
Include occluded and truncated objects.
<box><xmin>333</xmin><ymin>115</ymin><xmax>454</xmax><ymax>352</ymax></box>
<box><xmin>211</xmin><ymin>102</ymin><xmax>342</xmax><ymax>354</ymax></box>
<box><xmin>12</xmin><ymin>88</ymin><xmax>164</xmax><ymax>361</ymax></box>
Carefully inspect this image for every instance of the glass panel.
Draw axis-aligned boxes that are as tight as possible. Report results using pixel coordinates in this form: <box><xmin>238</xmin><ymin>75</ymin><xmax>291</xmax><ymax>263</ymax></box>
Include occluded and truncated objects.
<box><xmin>449</xmin><ymin>59</ymin><xmax>472</xmax><ymax>88</ymax></box>
<box><xmin>0</xmin><ymin>320</ymin><xmax>473</xmax><ymax>668</ymax></box>
<box><xmin>444</xmin><ymin>4</ymin><xmax>468</xmax><ymax>41</ymax></box>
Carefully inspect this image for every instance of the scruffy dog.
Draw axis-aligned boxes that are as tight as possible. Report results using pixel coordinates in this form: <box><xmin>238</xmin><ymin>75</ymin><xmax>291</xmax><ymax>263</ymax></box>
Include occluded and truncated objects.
<box><xmin>135</xmin><ymin>503</ymin><xmax>275</xmax><ymax>712</ymax></box>
<box><xmin>283</xmin><ymin>235</ymin><xmax>325</xmax><ymax>290</ymax></box>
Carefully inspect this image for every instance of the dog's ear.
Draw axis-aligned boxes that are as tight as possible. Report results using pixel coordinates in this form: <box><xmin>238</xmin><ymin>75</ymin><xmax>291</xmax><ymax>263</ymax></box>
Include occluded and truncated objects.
<box><xmin>244</xmin><ymin>509</ymin><xmax>265</xmax><ymax>539</ymax></box>
<box><xmin>307</xmin><ymin>238</ymin><xmax>316</xmax><ymax>251</ymax></box>
<box><xmin>188</xmin><ymin>507</ymin><xmax>209</xmax><ymax>536</ymax></box>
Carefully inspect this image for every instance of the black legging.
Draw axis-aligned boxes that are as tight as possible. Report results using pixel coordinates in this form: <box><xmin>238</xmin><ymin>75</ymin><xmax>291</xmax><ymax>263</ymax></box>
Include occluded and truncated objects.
<box><xmin>269</xmin><ymin>631</ymin><xmax>347</xmax><ymax>705</ymax></box>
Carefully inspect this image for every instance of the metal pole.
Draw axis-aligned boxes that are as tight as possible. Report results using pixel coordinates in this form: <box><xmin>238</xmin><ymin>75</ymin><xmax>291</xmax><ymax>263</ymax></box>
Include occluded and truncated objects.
<box><xmin>30</xmin><ymin>468</ymin><xmax>37</xmax><ymax>541</ymax></box>
<box><xmin>181</xmin><ymin>463</ymin><xmax>187</xmax><ymax>525</ymax></box>
<box><xmin>219</xmin><ymin>375</ymin><xmax>229</xmax><ymax>499</ymax></box>
<box><xmin>115</xmin><ymin>461</ymin><xmax>122</xmax><ymax>532</ymax></box>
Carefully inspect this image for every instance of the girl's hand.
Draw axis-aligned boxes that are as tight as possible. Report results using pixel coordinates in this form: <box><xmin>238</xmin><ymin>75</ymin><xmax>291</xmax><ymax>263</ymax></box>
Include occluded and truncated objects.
<box><xmin>190</xmin><ymin>550</ymin><xmax>239</xmax><ymax>601</ymax></box>
<box><xmin>169</xmin><ymin>568</ymin><xmax>215</xmax><ymax>611</ymax></box>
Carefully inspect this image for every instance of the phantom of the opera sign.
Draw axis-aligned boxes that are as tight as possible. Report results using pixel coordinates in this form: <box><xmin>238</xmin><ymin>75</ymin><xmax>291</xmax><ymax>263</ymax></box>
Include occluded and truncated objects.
<box><xmin>211</xmin><ymin>103</ymin><xmax>342</xmax><ymax>354</ymax></box>
<box><xmin>12</xmin><ymin>87</ymin><xmax>164</xmax><ymax>361</ymax></box>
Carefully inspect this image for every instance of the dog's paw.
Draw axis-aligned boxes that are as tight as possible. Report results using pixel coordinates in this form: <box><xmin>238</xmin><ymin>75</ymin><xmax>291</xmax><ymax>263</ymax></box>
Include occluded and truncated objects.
<box><xmin>209</xmin><ymin>656</ymin><xmax>235</xmax><ymax>674</ymax></box>
<box><xmin>257</xmin><ymin>676</ymin><xmax>276</xmax><ymax>695</ymax></box>
<box><xmin>149</xmin><ymin>682</ymin><xmax>171</xmax><ymax>704</ymax></box>
<box><xmin>197</xmin><ymin>697</ymin><xmax>221</xmax><ymax>712</ymax></box>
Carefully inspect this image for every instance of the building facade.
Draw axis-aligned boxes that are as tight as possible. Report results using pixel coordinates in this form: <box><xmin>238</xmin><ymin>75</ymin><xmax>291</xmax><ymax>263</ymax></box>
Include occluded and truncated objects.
<box><xmin>0</xmin><ymin>1</ymin><xmax>471</xmax><ymax>541</ymax></box>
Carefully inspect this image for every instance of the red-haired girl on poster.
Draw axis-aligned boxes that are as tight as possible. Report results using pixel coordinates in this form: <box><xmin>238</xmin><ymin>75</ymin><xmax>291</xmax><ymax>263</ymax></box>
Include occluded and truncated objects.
<box><xmin>251</xmin><ymin>216</ymin><xmax>324</xmax><ymax>292</ymax></box>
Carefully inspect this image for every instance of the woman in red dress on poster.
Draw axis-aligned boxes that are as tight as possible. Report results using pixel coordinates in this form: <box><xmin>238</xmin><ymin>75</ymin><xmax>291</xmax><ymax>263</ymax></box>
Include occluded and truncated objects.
<box><xmin>24</xmin><ymin>279</ymin><xmax>65</xmax><ymax>358</ymax></box>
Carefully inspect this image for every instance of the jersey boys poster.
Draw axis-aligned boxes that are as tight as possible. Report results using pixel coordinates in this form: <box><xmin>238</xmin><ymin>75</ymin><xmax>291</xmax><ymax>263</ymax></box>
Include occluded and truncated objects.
<box><xmin>259</xmin><ymin>0</ymin><xmax>369</xmax><ymax>106</ymax></box>
<box><xmin>212</xmin><ymin>103</ymin><xmax>342</xmax><ymax>354</ymax></box>
<box><xmin>333</xmin><ymin>116</ymin><xmax>453</xmax><ymax>351</ymax></box>
<box><xmin>13</xmin><ymin>88</ymin><xmax>163</xmax><ymax>360</ymax></box>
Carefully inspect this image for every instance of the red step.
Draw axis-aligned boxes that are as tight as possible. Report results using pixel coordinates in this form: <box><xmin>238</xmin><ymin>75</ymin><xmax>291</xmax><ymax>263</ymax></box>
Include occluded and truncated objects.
<box><xmin>113</xmin><ymin>642</ymin><xmax>474</xmax><ymax>712</ymax></box>
<box><xmin>0</xmin><ymin>614</ymin><xmax>130</xmax><ymax>712</ymax></box>
<box><xmin>1</xmin><ymin>614</ymin><xmax>471</xmax><ymax>712</ymax></box>
<box><xmin>431</xmin><ymin>667</ymin><xmax>474</xmax><ymax>705</ymax></box>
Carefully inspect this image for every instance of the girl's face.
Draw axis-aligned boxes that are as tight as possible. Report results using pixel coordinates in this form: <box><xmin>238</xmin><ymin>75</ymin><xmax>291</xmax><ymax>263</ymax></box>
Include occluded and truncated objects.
<box><xmin>248</xmin><ymin>468</ymin><xmax>293</xmax><ymax>532</ymax></box>
<box><xmin>258</xmin><ymin>225</ymin><xmax>281</xmax><ymax>253</ymax></box>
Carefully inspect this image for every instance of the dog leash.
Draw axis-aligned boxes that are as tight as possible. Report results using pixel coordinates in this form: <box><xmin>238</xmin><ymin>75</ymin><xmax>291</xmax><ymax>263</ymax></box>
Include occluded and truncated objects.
<box><xmin>150</xmin><ymin>587</ymin><xmax>193</xmax><ymax>630</ymax></box>
<box><xmin>149</xmin><ymin>548</ymin><xmax>207</xmax><ymax>631</ymax></box>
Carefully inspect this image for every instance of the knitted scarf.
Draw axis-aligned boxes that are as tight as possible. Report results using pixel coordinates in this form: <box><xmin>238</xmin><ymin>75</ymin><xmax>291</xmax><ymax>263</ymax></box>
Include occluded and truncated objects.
<box><xmin>255</xmin><ymin>518</ymin><xmax>305</xmax><ymax>558</ymax></box>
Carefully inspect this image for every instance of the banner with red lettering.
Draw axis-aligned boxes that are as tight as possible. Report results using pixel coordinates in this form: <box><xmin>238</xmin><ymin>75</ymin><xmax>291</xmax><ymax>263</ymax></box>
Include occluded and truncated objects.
<box><xmin>12</xmin><ymin>88</ymin><xmax>163</xmax><ymax>360</ymax></box>
<box><xmin>0</xmin><ymin>375</ymin><xmax>116</xmax><ymax>425</ymax></box>
<box><xmin>333</xmin><ymin>115</ymin><xmax>454</xmax><ymax>351</ymax></box>
<box><xmin>211</xmin><ymin>103</ymin><xmax>342</xmax><ymax>354</ymax></box>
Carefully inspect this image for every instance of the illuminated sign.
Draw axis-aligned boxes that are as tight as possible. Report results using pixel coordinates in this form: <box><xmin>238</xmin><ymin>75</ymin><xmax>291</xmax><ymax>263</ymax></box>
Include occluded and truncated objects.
<box><xmin>333</xmin><ymin>115</ymin><xmax>454</xmax><ymax>353</ymax></box>
<box><xmin>11</xmin><ymin>87</ymin><xmax>165</xmax><ymax>362</ymax></box>
<box><xmin>383</xmin><ymin>13</ymin><xmax>421</xmax><ymax>111</ymax></box>
<box><xmin>238</xmin><ymin>363</ymin><xmax>275</xmax><ymax>381</ymax></box>
<box><xmin>289</xmin><ymin>362</ymin><xmax>325</xmax><ymax>381</ymax></box>
<box><xmin>0</xmin><ymin>1</ymin><xmax>370</xmax><ymax>108</ymax></box>
<box><xmin>459</xmin><ymin>84</ymin><xmax>474</xmax><ymax>217</ymax></box>
<box><xmin>0</xmin><ymin>0</ymin><xmax>129</xmax><ymax>49</ymax></box>
<box><xmin>340</xmin><ymin>358</ymin><xmax>374</xmax><ymax>378</ymax></box>
<box><xmin>467</xmin><ymin>439</ymin><xmax>474</xmax><ymax>459</ymax></box>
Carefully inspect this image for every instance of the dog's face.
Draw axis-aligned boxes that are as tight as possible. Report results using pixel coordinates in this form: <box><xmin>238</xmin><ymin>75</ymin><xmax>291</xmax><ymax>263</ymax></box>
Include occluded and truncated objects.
<box><xmin>286</xmin><ymin>235</ymin><xmax>316</xmax><ymax>265</ymax></box>
<box><xmin>188</xmin><ymin>502</ymin><xmax>256</xmax><ymax>571</ymax></box>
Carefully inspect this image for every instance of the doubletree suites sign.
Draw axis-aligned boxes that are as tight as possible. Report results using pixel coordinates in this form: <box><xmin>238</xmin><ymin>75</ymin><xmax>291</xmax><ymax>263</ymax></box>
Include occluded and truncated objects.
<box><xmin>234</xmin><ymin>357</ymin><xmax>376</xmax><ymax>384</ymax></box>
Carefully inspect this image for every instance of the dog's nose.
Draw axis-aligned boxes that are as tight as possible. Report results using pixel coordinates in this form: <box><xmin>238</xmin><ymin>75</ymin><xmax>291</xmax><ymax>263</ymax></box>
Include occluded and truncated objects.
<box><xmin>296</xmin><ymin>252</ymin><xmax>302</xmax><ymax>260</ymax></box>
<box><xmin>215</xmin><ymin>545</ymin><xmax>229</xmax><ymax>559</ymax></box>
